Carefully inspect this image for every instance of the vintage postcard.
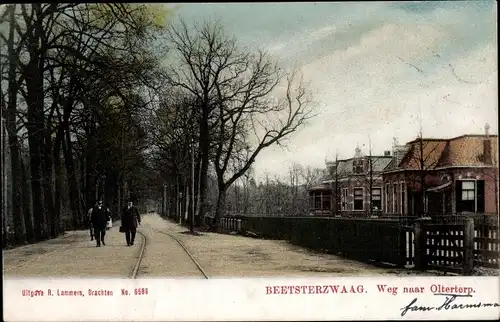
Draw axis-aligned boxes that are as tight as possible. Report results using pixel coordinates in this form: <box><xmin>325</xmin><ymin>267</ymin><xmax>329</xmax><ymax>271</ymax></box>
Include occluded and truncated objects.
<box><xmin>1</xmin><ymin>1</ymin><xmax>499</xmax><ymax>321</ymax></box>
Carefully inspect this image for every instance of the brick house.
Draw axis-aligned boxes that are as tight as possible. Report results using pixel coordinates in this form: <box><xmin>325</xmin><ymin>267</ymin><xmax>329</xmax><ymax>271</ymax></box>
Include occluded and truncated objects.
<box><xmin>309</xmin><ymin>146</ymin><xmax>392</xmax><ymax>216</ymax></box>
<box><xmin>382</xmin><ymin>130</ymin><xmax>498</xmax><ymax>216</ymax></box>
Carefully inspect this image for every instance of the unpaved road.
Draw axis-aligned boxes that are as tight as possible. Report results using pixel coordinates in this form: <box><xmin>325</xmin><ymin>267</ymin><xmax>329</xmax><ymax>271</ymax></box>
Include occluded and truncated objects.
<box><xmin>4</xmin><ymin>213</ymin><xmax>449</xmax><ymax>278</ymax></box>
<box><xmin>145</xmin><ymin>214</ymin><xmax>430</xmax><ymax>277</ymax></box>
<box><xmin>3</xmin><ymin>225</ymin><xmax>144</xmax><ymax>278</ymax></box>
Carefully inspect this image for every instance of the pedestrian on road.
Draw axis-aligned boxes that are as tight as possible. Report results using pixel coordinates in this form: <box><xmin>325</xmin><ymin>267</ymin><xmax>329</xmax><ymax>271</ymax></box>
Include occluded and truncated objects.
<box><xmin>90</xmin><ymin>200</ymin><xmax>112</xmax><ymax>247</ymax></box>
<box><xmin>87</xmin><ymin>205</ymin><xmax>95</xmax><ymax>241</ymax></box>
<box><xmin>121</xmin><ymin>200</ymin><xmax>141</xmax><ymax>246</ymax></box>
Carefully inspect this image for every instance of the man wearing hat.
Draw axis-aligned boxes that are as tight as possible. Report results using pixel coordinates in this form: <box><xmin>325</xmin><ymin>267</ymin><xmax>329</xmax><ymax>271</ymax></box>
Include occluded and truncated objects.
<box><xmin>121</xmin><ymin>199</ymin><xmax>141</xmax><ymax>246</ymax></box>
<box><xmin>90</xmin><ymin>200</ymin><xmax>112</xmax><ymax>247</ymax></box>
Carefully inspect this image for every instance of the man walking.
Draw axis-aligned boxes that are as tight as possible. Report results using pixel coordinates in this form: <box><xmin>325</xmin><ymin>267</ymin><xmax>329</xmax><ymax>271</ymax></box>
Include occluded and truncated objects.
<box><xmin>121</xmin><ymin>199</ymin><xmax>141</xmax><ymax>246</ymax></box>
<box><xmin>90</xmin><ymin>200</ymin><xmax>112</xmax><ymax>247</ymax></box>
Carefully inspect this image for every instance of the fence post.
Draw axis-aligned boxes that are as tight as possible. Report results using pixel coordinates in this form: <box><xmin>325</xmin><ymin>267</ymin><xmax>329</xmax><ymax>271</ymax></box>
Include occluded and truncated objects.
<box><xmin>463</xmin><ymin>218</ymin><xmax>474</xmax><ymax>275</ymax></box>
<box><xmin>414</xmin><ymin>220</ymin><xmax>427</xmax><ymax>271</ymax></box>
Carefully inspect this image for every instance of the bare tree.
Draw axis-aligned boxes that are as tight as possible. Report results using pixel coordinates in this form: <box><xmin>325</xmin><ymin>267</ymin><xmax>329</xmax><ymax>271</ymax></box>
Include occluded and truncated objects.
<box><xmin>398</xmin><ymin>127</ymin><xmax>444</xmax><ymax>216</ymax></box>
<box><xmin>327</xmin><ymin>153</ymin><xmax>346</xmax><ymax>217</ymax></box>
<box><xmin>302</xmin><ymin>165</ymin><xmax>323</xmax><ymax>190</ymax></box>
<box><xmin>363</xmin><ymin>136</ymin><xmax>386</xmax><ymax>216</ymax></box>
<box><xmin>288</xmin><ymin>163</ymin><xmax>303</xmax><ymax>215</ymax></box>
<box><xmin>166</xmin><ymin>20</ymin><xmax>315</xmax><ymax>230</ymax></box>
<box><xmin>2</xmin><ymin>5</ymin><xmax>28</xmax><ymax>244</ymax></box>
<box><xmin>165</xmin><ymin>19</ymin><xmax>222</xmax><ymax>226</ymax></box>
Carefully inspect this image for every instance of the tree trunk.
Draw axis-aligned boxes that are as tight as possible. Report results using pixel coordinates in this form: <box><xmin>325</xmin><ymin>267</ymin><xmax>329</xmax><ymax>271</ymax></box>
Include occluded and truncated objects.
<box><xmin>198</xmin><ymin>104</ymin><xmax>210</xmax><ymax>223</ymax></box>
<box><xmin>214</xmin><ymin>182</ymin><xmax>227</xmax><ymax>231</ymax></box>
<box><xmin>6</xmin><ymin>4</ymin><xmax>26</xmax><ymax>245</ymax></box>
<box><xmin>117</xmin><ymin>174</ymin><xmax>122</xmax><ymax>220</ymax></box>
<box><xmin>195</xmin><ymin>158</ymin><xmax>202</xmax><ymax>226</ymax></box>
<box><xmin>177</xmin><ymin>181</ymin><xmax>182</xmax><ymax>222</ymax></box>
<box><xmin>53</xmin><ymin>128</ymin><xmax>64</xmax><ymax>235</ymax></box>
<box><xmin>62</xmin><ymin>129</ymin><xmax>82</xmax><ymax>229</ymax></box>
<box><xmin>43</xmin><ymin>131</ymin><xmax>56</xmax><ymax>238</ymax></box>
<box><xmin>79</xmin><ymin>152</ymin><xmax>87</xmax><ymax>225</ymax></box>
<box><xmin>20</xmin><ymin>154</ymin><xmax>34</xmax><ymax>243</ymax></box>
<box><xmin>25</xmin><ymin>71</ymin><xmax>47</xmax><ymax>240</ymax></box>
<box><xmin>184</xmin><ymin>184</ymin><xmax>189</xmax><ymax>224</ymax></box>
<box><xmin>24</xmin><ymin>5</ymin><xmax>48</xmax><ymax>240</ymax></box>
<box><xmin>85</xmin><ymin>122</ymin><xmax>97</xmax><ymax>209</ymax></box>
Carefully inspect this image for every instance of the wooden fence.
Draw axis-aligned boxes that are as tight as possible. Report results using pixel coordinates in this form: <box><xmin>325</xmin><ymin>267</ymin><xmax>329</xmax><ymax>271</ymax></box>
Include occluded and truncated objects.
<box><xmin>217</xmin><ymin>214</ymin><xmax>499</xmax><ymax>275</ymax></box>
<box><xmin>219</xmin><ymin>216</ymin><xmax>407</xmax><ymax>267</ymax></box>
<box><xmin>401</xmin><ymin>218</ymin><xmax>499</xmax><ymax>273</ymax></box>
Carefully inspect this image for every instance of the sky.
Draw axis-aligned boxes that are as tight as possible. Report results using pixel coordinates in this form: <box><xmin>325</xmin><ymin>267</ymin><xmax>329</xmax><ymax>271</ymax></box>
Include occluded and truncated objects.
<box><xmin>1</xmin><ymin>3</ymin><xmax>496</xmax><ymax>183</ymax></box>
<box><xmin>170</xmin><ymin>1</ymin><xmax>498</xmax><ymax>182</ymax></box>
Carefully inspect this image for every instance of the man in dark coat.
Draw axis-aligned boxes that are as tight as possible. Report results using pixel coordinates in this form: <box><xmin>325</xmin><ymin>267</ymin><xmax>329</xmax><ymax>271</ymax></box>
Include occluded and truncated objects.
<box><xmin>121</xmin><ymin>200</ymin><xmax>141</xmax><ymax>246</ymax></box>
<box><xmin>90</xmin><ymin>200</ymin><xmax>112</xmax><ymax>247</ymax></box>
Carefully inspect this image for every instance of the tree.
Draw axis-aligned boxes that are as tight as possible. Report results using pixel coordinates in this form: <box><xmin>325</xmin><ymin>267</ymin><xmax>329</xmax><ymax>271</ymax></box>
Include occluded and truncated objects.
<box><xmin>2</xmin><ymin>5</ymin><xmax>28</xmax><ymax>244</ymax></box>
<box><xmin>363</xmin><ymin>136</ymin><xmax>386</xmax><ymax>216</ymax></box>
<box><xmin>287</xmin><ymin>163</ymin><xmax>303</xmax><ymax>215</ymax></box>
<box><xmin>0</xmin><ymin>3</ymin><xmax>170</xmax><ymax>245</ymax></box>
<box><xmin>327</xmin><ymin>153</ymin><xmax>346</xmax><ymax>216</ymax></box>
<box><xmin>397</xmin><ymin>130</ymin><xmax>444</xmax><ymax>216</ymax></box>
<box><xmin>148</xmin><ymin>90</ymin><xmax>200</xmax><ymax>225</ymax></box>
<box><xmin>166</xmin><ymin>20</ymin><xmax>315</xmax><ymax>229</ymax></box>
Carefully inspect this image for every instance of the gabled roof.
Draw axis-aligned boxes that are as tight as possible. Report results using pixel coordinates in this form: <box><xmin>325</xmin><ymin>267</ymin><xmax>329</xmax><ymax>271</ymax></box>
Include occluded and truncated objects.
<box><xmin>400</xmin><ymin>139</ymin><xmax>448</xmax><ymax>170</ymax></box>
<box><xmin>392</xmin><ymin>134</ymin><xmax>498</xmax><ymax>171</ymax></box>
<box><xmin>323</xmin><ymin>155</ymin><xmax>392</xmax><ymax>180</ymax></box>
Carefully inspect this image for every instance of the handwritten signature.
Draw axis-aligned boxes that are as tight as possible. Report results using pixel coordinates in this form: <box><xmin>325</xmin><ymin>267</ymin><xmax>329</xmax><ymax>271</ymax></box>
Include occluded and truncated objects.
<box><xmin>401</xmin><ymin>293</ymin><xmax>500</xmax><ymax>317</ymax></box>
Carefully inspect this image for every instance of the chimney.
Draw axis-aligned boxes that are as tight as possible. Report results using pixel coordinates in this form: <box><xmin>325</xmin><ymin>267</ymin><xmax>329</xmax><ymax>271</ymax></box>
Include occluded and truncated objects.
<box><xmin>384</xmin><ymin>150</ymin><xmax>391</xmax><ymax>156</ymax></box>
<box><xmin>483</xmin><ymin>125</ymin><xmax>492</xmax><ymax>165</ymax></box>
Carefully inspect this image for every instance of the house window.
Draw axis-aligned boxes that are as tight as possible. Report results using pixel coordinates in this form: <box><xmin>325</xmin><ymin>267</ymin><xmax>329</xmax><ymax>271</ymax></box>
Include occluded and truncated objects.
<box><xmin>322</xmin><ymin>193</ymin><xmax>331</xmax><ymax>210</ymax></box>
<box><xmin>393</xmin><ymin>183</ymin><xmax>398</xmax><ymax>214</ymax></box>
<box><xmin>461</xmin><ymin>181</ymin><xmax>475</xmax><ymax>201</ymax></box>
<box><xmin>314</xmin><ymin>193</ymin><xmax>322</xmax><ymax>209</ymax></box>
<box><xmin>457</xmin><ymin>180</ymin><xmax>475</xmax><ymax>213</ymax></box>
<box><xmin>341</xmin><ymin>188</ymin><xmax>349</xmax><ymax>210</ymax></box>
<box><xmin>385</xmin><ymin>183</ymin><xmax>390</xmax><ymax>213</ymax></box>
<box><xmin>353</xmin><ymin>159</ymin><xmax>364</xmax><ymax>174</ymax></box>
<box><xmin>456</xmin><ymin>180</ymin><xmax>485</xmax><ymax>213</ymax></box>
<box><xmin>371</xmin><ymin>188</ymin><xmax>382</xmax><ymax>211</ymax></box>
<box><xmin>400</xmin><ymin>182</ymin><xmax>406</xmax><ymax>215</ymax></box>
<box><xmin>341</xmin><ymin>188</ymin><xmax>348</xmax><ymax>211</ymax></box>
<box><xmin>353</xmin><ymin>188</ymin><xmax>364</xmax><ymax>210</ymax></box>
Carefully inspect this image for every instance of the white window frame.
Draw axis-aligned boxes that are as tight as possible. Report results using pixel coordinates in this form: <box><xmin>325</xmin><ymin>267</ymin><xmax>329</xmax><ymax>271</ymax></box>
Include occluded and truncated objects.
<box><xmin>371</xmin><ymin>187</ymin><xmax>382</xmax><ymax>211</ymax></box>
<box><xmin>385</xmin><ymin>183</ymin><xmax>390</xmax><ymax>213</ymax></box>
<box><xmin>461</xmin><ymin>180</ymin><xmax>475</xmax><ymax>201</ymax></box>
<box><xmin>392</xmin><ymin>183</ymin><xmax>397</xmax><ymax>214</ymax></box>
<box><xmin>460</xmin><ymin>180</ymin><xmax>478</xmax><ymax>212</ymax></box>
<box><xmin>353</xmin><ymin>187</ymin><xmax>364</xmax><ymax>211</ymax></box>
<box><xmin>399</xmin><ymin>182</ymin><xmax>406</xmax><ymax>214</ymax></box>
<box><xmin>353</xmin><ymin>159</ymin><xmax>364</xmax><ymax>175</ymax></box>
<box><xmin>341</xmin><ymin>188</ymin><xmax>349</xmax><ymax>211</ymax></box>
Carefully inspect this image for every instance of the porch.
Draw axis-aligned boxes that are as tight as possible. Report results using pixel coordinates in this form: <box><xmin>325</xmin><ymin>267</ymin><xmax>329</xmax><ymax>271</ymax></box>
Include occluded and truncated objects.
<box><xmin>425</xmin><ymin>181</ymin><xmax>453</xmax><ymax>215</ymax></box>
<box><xmin>308</xmin><ymin>184</ymin><xmax>332</xmax><ymax>216</ymax></box>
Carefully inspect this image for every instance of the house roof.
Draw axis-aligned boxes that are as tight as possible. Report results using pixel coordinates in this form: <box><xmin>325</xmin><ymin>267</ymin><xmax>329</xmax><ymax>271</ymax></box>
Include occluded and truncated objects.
<box><xmin>321</xmin><ymin>155</ymin><xmax>392</xmax><ymax>181</ymax></box>
<box><xmin>399</xmin><ymin>139</ymin><xmax>448</xmax><ymax>170</ymax></box>
<box><xmin>393</xmin><ymin>134</ymin><xmax>498</xmax><ymax>171</ymax></box>
<box><xmin>437</xmin><ymin>135</ymin><xmax>498</xmax><ymax>167</ymax></box>
<box><xmin>309</xmin><ymin>183</ymin><xmax>331</xmax><ymax>191</ymax></box>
